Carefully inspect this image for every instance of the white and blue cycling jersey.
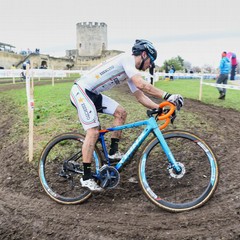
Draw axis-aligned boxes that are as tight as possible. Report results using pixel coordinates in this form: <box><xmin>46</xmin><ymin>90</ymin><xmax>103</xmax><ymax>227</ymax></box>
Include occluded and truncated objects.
<box><xmin>70</xmin><ymin>53</ymin><xmax>141</xmax><ymax>130</ymax></box>
<box><xmin>75</xmin><ymin>53</ymin><xmax>139</xmax><ymax>94</ymax></box>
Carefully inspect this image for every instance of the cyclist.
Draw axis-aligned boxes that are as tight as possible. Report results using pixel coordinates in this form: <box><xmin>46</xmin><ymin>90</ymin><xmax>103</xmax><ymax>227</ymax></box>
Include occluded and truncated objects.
<box><xmin>70</xmin><ymin>39</ymin><xmax>184</xmax><ymax>191</ymax></box>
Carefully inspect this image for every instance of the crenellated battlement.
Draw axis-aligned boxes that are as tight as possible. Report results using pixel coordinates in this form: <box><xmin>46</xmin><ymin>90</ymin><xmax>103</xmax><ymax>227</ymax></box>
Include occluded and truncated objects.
<box><xmin>76</xmin><ymin>22</ymin><xmax>107</xmax><ymax>28</ymax></box>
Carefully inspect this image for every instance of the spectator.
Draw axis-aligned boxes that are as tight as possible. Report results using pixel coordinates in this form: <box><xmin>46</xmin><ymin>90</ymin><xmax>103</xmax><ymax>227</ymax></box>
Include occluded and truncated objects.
<box><xmin>230</xmin><ymin>53</ymin><xmax>237</xmax><ymax>80</ymax></box>
<box><xmin>40</xmin><ymin>64</ymin><xmax>47</xmax><ymax>69</ymax></box>
<box><xmin>23</xmin><ymin>60</ymin><xmax>30</xmax><ymax>69</ymax></box>
<box><xmin>169</xmin><ymin>65</ymin><xmax>175</xmax><ymax>80</ymax></box>
<box><xmin>216</xmin><ymin>52</ymin><xmax>231</xmax><ymax>100</ymax></box>
<box><xmin>165</xmin><ymin>65</ymin><xmax>169</xmax><ymax>80</ymax></box>
<box><xmin>21</xmin><ymin>60</ymin><xmax>30</xmax><ymax>81</ymax></box>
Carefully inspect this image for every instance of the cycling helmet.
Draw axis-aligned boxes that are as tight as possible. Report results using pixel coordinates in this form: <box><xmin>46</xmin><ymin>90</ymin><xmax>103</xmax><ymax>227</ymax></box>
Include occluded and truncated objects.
<box><xmin>132</xmin><ymin>39</ymin><xmax>157</xmax><ymax>63</ymax></box>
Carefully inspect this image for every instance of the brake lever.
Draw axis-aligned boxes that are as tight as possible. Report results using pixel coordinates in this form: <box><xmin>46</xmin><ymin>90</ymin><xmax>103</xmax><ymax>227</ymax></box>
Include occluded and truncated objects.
<box><xmin>156</xmin><ymin>108</ymin><xmax>177</xmax><ymax>124</ymax></box>
<box><xmin>170</xmin><ymin>111</ymin><xmax>177</xmax><ymax>124</ymax></box>
<box><xmin>147</xmin><ymin>108</ymin><xmax>159</xmax><ymax>117</ymax></box>
<box><xmin>155</xmin><ymin>107</ymin><xmax>163</xmax><ymax>120</ymax></box>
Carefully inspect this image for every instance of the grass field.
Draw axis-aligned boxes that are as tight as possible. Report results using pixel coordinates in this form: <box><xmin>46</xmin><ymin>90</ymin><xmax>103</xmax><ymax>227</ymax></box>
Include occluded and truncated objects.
<box><xmin>155</xmin><ymin>79</ymin><xmax>240</xmax><ymax>110</ymax></box>
<box><xmin>1</xmin><ymin>78</ymin><xmax>239</xmax><ymax>161</ymax></box>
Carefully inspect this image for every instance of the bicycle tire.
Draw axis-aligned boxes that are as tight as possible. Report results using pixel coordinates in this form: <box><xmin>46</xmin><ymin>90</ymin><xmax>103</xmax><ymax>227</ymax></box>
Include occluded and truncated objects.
<box><xmin>38</xmin><ymin>133</ymin><xmax>102</xmax><ymax>204</ymax></box>
<box><xmin>138</xmin><ymin>130</ymin><xmax>219</xmax><ymax>212</ymax></box>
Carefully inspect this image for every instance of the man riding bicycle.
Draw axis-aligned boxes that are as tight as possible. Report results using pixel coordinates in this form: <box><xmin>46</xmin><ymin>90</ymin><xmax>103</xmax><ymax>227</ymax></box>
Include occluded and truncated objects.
<box><xmin>70</xmin><ymin>39</ymin><xmax>184</xmax><ymax>191</ymax></box>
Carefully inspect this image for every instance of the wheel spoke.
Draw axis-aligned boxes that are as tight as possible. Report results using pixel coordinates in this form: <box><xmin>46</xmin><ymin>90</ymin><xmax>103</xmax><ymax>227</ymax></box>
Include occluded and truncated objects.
<box><xmin>39</xmin><ymin>133</ymin><xmax>102</xmax><ymax>204</ymax></box>
<box><xmin>139</xmin><ymin>131</ymin><xmax>219</xmax><ymax>212</ymax></box>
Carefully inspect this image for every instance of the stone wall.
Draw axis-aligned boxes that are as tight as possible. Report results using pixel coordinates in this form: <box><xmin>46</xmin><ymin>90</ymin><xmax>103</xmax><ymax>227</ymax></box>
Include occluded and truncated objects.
<box><xmin>0</xmin><ymin>51</ymin><xmax>24</xmax><ymax>68</ymax></box>
<box><xmin>0</xmin><ymin>50</ymin><xmax>124</xmax><ymax>70</ymax></box>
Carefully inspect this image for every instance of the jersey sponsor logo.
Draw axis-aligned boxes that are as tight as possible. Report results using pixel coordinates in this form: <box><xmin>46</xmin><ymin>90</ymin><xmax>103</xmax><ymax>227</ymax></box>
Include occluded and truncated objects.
<box><xmin>81</xmin><ymin>102</ymin><xmax>90</xmax><ymax>120</ymax></box>
<box><xmin>99</xmin><ymin>65</ymin><xmax>114</xmax><ymax>76</ymax></box>
<box><xmin>113</xmin><ymin>77</ymin><xmax>120</xmax><ymax>84</ymax></box>
<box><xmin>78</xmin><ymin>97</ymin><xmax>84</xmax><ymax>103</ymax></box>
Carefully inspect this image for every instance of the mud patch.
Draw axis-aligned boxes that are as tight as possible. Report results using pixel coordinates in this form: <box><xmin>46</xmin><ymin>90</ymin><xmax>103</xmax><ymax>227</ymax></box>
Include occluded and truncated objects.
<box><xmin>0</xmin><ymin>84</ymin><xmax>240</xmax><ymax>239</ymax></box>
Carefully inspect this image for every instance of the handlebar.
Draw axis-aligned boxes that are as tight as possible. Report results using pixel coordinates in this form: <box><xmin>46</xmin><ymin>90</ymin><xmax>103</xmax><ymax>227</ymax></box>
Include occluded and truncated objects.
<box><xmin>158</xmin><ymin>102</ymin><xmax>175</xmax><ymax>120</ymax></box>
<box><xmin>147</xmin><ymin>101</ymin><xmax>176</xmax><ymax>130</ymax></box>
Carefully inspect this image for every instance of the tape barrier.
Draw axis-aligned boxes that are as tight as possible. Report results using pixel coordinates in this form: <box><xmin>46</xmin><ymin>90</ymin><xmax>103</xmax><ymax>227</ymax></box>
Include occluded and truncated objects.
<box><xmin>202</xmin><ymin>82</ymin><xmax>240</xmax><ymax>90</ymax></box>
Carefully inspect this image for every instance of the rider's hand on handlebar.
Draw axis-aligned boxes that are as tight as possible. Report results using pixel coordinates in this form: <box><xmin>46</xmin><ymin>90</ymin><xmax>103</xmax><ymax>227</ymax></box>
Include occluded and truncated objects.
<box><xmin>163</xmin><ymin>93</ymin><xmax>184</xmax><ymax>111</ymax></box>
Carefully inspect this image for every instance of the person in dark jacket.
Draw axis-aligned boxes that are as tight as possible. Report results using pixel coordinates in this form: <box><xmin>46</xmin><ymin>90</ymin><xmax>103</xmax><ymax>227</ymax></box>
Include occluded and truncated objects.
<box><xmin>216</xmin><ymin>52</ymin><xmax>231</xmax><ymax>100</ymax></box>
<box><xmin>230</xmin><ymin>53</ymin><xmax>237</xmax><ymax>80</ymax></box>
<box><xmin>169</xmin><ymin>65</ymin><xmax>175</xmax><ymax>80</ymax></box>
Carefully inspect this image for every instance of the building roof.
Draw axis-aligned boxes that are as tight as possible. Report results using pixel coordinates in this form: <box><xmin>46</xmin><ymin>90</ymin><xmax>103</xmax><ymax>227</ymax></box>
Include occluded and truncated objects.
<box><xmin>0</xmin><ymin>42</ymin><xmax>15</xmax><ymax>49</ymax></box>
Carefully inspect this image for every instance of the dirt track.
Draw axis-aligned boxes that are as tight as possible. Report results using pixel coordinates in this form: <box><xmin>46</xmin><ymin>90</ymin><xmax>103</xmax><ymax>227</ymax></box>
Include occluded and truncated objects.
<box><xmin>0</xmin><ymin>83</ymin><xmax>240</xmax><ymax>239</ymax></box>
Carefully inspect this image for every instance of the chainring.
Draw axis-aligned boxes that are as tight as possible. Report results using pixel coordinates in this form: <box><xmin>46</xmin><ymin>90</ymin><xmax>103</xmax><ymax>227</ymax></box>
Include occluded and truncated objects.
<box><xmin>99</xmin><ymin>165</ymin><xmax>120</xmax><ymax>189</ymax></box>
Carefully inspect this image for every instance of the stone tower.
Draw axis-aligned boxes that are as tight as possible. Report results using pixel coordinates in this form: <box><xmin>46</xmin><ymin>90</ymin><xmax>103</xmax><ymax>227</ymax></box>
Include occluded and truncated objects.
<box><xmin>76</xmin><ymin>22</ymin><xmax>108</xmax><ymax>57</ymax></box>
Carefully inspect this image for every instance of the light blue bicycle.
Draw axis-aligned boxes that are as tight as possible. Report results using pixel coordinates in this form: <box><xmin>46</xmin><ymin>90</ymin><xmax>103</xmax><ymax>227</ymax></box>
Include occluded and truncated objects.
<box><xmin>39</xmin><ymin>102</ymin><xmax>219</xmax><ymax>212</ymax></box>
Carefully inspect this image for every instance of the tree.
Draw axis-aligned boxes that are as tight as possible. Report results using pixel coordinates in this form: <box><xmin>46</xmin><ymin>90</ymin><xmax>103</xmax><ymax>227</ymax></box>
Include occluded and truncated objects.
<box><xmin>160</xmin><ymin>55</ymin><xmax>185</xmax><ymax>72</ymax></box>
<box><xmin>176</xmin><ymin>55</ymin><xmax>184</xmax><ymax>67</ymax></box>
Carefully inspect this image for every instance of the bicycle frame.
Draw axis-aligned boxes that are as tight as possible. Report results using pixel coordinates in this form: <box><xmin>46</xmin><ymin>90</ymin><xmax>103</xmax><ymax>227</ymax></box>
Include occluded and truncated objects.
<box><xmin>96</xmin><ymin>116</ymin><xmax>182</xmax><ymax>173</ymax></box>
<box><xmin>39</xmin><ymin>101</ymin><xmax>218</xmax><ymax>210</ymax></box>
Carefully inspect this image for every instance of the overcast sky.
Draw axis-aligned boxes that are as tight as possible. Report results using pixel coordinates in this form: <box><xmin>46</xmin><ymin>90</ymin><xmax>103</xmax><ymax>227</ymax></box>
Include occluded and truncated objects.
<box><xmin>1</xmin><ymin>0</ymin><xmax>240</xmax><ymax>68</ymax></box>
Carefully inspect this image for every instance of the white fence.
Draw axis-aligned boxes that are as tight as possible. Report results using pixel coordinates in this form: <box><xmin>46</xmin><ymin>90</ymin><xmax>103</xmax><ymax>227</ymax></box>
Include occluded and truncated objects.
<box><xmin>0</xmin><ymin>69</ymin><xmax>87</xmax><ymax>85</ymax></box>
<box><xmin>1</xmin><ymin>69</ymin><xmax>239</xmax><ymax>99</ymax></box>
<box><xmin>0</xmin><ymin>69</ymin><xmax>86</xmax><ymax>78</ymax></box>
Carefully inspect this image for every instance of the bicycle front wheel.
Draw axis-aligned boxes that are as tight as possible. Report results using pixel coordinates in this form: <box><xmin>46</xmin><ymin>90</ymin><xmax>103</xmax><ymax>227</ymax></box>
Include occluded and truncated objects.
<box><xmin>39</xmin><ymin>133</ymin><xmax>102</xmax><ymax>204</ymax></box>
<box><xmin>138</xmin><ymin>130</ymin><xmax>219</xmax><ymax>212</ymax></box>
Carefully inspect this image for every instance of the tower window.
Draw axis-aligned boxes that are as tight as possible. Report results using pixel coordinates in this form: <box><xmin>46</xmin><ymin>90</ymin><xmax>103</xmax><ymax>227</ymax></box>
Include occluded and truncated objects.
<box><xmin>102</xmin><ymin>43</ymin><xmax>106</xmax><ymax>51</ymax></box>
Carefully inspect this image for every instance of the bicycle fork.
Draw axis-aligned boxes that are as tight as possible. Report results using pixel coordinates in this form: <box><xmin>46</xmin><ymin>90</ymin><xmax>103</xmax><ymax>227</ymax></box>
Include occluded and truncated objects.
<box><xmin>153</xmin><ymin>127</ymin><xmax>182</xmax><ymax>174</ymax></box>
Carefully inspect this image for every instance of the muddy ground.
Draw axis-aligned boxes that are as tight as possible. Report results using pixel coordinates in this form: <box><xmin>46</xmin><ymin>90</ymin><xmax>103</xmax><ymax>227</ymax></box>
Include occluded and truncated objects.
<box><xmin>0</xmin><ymin>82</ymin><xmax>239</xmax><ymax>240</ymax></box>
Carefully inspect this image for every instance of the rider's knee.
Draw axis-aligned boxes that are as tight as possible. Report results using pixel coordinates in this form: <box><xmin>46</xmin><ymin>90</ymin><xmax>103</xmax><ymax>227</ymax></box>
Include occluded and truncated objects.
<box><xmin>114</xmin><ymin>106</ymin><xmax>127</xmax><ymax>120</ymax></box>
<box><xmin>86</xmin><ymin>127</ymin><xmax>99</xmax><ymax>140</ymax></box>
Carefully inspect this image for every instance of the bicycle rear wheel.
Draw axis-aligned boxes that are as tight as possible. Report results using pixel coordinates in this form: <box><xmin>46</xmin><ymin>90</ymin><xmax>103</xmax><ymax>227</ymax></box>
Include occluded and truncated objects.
<box><xmin>138</xmin><ymin>130</ymin><xmax>219</xmax><ymax>212</ymax></box>
<box><xmin>39</xmin><ymin>133</ymin><xmax>102</xmax><ymax>204</ymax></box>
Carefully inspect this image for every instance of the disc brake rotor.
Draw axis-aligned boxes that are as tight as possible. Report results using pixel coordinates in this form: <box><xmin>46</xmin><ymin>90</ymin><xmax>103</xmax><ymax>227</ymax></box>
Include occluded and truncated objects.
<box><xmin>168</xmin><ymin>162</ymin><xmax>186</xmax><ymax>179</ymax></box>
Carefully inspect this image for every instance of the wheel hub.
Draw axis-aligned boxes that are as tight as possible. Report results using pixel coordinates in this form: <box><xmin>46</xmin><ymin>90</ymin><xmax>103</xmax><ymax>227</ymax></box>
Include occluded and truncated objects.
<box><xmin>168</xmin><ymin>162</ymin><xmax>186</xmax><ymax>179</ymax></box>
